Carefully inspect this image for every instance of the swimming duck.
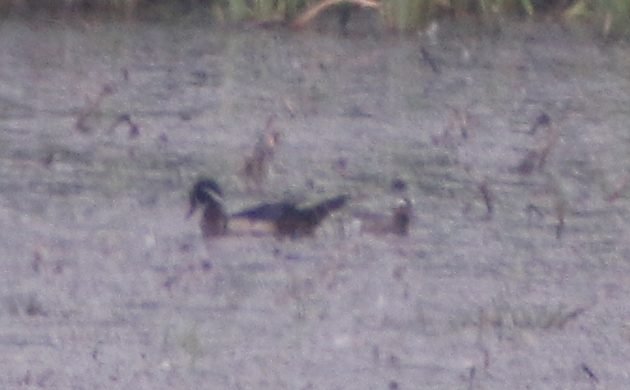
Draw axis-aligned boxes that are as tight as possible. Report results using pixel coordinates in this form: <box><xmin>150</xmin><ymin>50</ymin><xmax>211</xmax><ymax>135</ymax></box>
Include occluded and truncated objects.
<box><xmin>188</xmin><ymin>178</ymin><xmax>348</xmax><ymax>239</ymax></box>
<box><xmin>231</xmin><ymin>194</ymin><xmax>349</xmax><ymax>238</ymax></box>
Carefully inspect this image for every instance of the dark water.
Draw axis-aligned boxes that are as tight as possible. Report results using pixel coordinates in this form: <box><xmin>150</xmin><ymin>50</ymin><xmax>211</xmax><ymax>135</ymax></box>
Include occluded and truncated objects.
<box><xmin>1</xmin><ymin>17</ymin><xmax>630</xmax><ymax>388</ymax></box>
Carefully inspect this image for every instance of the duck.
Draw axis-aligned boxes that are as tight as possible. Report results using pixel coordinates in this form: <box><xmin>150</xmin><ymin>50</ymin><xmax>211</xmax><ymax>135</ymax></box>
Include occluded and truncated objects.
<box><xmin>187</xmin><ymin>178</ymin><xmax>348</xmax><ymax>239</ymax></box>
<box><xmin>231</xmin><ymin>194</ymin><xmax>349</xmax><ymax>238</ymax></box>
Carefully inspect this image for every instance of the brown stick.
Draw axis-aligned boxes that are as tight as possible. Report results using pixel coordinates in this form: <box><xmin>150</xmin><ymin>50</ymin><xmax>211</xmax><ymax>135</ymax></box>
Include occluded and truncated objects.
<box><xmin>291</xmin><ymin>0</ymin><xmax>381</xmax><ymax>29</ymax></box>
<box><xmin>605</xmin><ymin>173</ymin><xmax>630</xmax><ymax>202</ymax></box>
<box><xmin>75</xmin><ymin>84</ymin><xmax>115</xmax><ymax>133</ymax></box>
<box><xmin>478</xmin><ymin>180</ymin><xmax>494</xmax><ymax>219</ymax></box>
<box><xmin>537</xmin><ymin>122</ymin><xmax>560</xmax><ymax>171</ymax></box>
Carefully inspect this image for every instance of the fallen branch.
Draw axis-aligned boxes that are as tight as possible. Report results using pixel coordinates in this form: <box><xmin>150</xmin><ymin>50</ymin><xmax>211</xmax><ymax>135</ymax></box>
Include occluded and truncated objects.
<box><xmin>291</xmin><ymin>0</ymin><xmax>381</xmax><ymax>29</ymax></box>
<box><xmin>605</xmin><ymin>173</ymin><xmax>630</xmax><ymax>202</ymax></box>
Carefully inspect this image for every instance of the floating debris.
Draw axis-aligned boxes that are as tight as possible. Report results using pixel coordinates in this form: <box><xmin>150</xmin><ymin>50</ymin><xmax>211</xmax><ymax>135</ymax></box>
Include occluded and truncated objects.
<box><xmin>241</xmin><ymin>115</ymin><xmax>281</xmax><ymax>191</ymax></box>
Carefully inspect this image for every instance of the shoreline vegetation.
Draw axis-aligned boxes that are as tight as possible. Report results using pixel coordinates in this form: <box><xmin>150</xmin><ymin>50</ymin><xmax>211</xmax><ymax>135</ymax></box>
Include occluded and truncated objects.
<box><xmin>0</xmin><ymin>0</ymin><xmax>629</xmax><ymax>36</ymax></box>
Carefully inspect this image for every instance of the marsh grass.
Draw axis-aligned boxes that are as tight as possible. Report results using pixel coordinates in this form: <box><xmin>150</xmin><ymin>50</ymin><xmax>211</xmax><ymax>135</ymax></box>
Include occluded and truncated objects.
<box><xmin>444</xmin><ymin>299</ymin><xmax>589</xmax><ymax>339</ymax></box>
<box><xmin>479</xmin><ymin>300</ymin><xmax>586</xmax><ymax>332</ymax></box>
<box><xmin>381</xmin><ymin>0</ymin><xmax>431</xmax><ymax>31</ymax></box>
<box><xmin>0</xmin><ymin>0</ymin><xmax>629</xmax><ymax>33</ymax></box>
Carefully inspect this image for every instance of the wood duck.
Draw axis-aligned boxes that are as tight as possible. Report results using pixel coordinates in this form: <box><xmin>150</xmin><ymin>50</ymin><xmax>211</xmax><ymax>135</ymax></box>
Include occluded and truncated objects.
<box><xmin>188</xmin><ymin>179</ymin><xmax>348</xmax><ymax>239</ymax></box>
<box><xmin>231</xmin><ymin>194</ymin><xmax>349</xmax><ymax>238</ymax></box>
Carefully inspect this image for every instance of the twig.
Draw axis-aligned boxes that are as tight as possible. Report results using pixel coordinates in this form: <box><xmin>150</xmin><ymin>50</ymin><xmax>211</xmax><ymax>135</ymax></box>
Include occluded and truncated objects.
<box><xmin>605</xmin><ymin>173</ymin><xmax>630</xmax><ymax>202</ymax></box>
<box><xmin>75</xmin><ymin>84</ymin><xmax>115</xmax><ymax>133</ymax></box>
<box><xmin>467</xmin><ymin>366</ymin><xmax>476</xmax><ymax>390</ymax></box>
<box><xmin>537</xmin><ymin>121</ymin><xmax>560</xmax><ymax>170</ymax></box>
<box><xmin>291</xmin><ymin>0</ymin><xmax>380</xmax><ymax>29</ymax></box>
<box><xmin>109</xmin><ymin>113</ymin><xmax>140</xmax><ymax>138</ymax></box>
<box><xmin>530</xmin><ymin>112</ymin><xmax>551</xmax><ymax>134</ymax></box>
<box><xmin>525</xmin><ymin>204</ymin><xmax>544</xmax><ymax>225</ymax></box>
<box><xmin>420</xmin><ymin>46</ymin><xmax>441</xmax><ymax>74</ymax></box>
<box><xmin>580</xmin><ymin>363</ymin><xmax>599</xmax><ymax>384</ymax></box>
<box><xmin>478</xmin><ymin>180</ymin><xmax>494</xmax><ymax>219</ymax></box>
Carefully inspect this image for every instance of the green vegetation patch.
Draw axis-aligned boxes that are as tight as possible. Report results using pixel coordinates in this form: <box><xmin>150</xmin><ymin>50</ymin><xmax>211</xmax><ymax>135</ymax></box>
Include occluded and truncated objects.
<box><xmin>1</xmin><ymin>0</ymin><xmax>629</xmax><ymax>34</ymax></box>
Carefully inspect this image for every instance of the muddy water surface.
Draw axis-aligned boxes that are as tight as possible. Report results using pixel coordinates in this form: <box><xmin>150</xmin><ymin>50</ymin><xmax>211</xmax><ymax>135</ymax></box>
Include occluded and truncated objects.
<box><xmin>1</xmin><ymin>17</ymin><xmax>630</xmax><ymax>388</ymax></box>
